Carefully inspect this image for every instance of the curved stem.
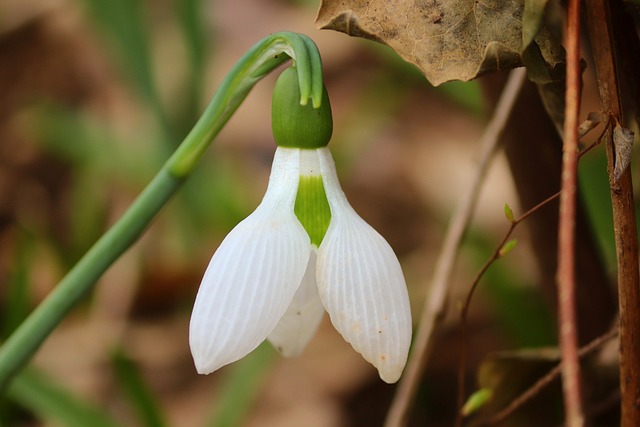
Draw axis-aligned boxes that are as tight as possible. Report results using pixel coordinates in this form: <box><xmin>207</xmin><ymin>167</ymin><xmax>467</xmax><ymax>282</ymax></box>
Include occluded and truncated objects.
<box><xmin>0</xmin><ymin>31</ymin><xmax>326</xmax><ymax>391</ymax></box>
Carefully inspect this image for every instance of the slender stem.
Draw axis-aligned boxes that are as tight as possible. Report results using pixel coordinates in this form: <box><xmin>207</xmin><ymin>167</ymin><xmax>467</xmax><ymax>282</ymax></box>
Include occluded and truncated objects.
<box><xmin>451</xmin><ymin>128</ymin><xmax>606</xmax><ymax>426</ymax></box>
<box><xmin>455</xmin><ymin>190</ymin><xmax>559</xmax><ymax>425</ymax></box>
<box><xmin>167</xmin><ymin>33</ymin><xmax>324</xmax><ymax>177</ymax></box>
<box><xmin>0</xmin><ymin>32</ymin><xmax>326</xmax><ymax>391</ymax></box>
<box><xmin>556</xmin><ymin>0</ymin><xmax>584</xmax><ymax>425</ymax></box>
<box><xmin>384</xmin><ymin>67</ymin><xmax>527</xmax><ymax>427</ymax></box>
<box><xmin>455</xmin><ymin>128</ymin><xmax>606</xmax><ymax>426</ymax></box>
<box><xmin>584</xmin><ymin>1</ymin><xmax>640</xmax><ymax>425</ymax></box>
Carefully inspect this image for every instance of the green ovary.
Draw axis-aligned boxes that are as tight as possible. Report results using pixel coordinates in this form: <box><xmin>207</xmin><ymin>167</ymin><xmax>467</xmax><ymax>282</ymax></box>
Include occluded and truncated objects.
<box><xmin>294</xmin><ymin>176</ymin><xmax>331</xmax><ymax>247</ymax></box>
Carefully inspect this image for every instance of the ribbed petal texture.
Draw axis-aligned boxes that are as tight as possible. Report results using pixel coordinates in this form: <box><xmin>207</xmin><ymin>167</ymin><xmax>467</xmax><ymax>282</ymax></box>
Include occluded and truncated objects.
<box><xmin>189</xmin><ymin>148</ymin><xmax>311</xmax><ymax>374</ymax></box>
<box><xmin>268</xmin><ymin>251</ymin><xmax>325</xmax><ymax>357</ymax></box>
<box><xmin>316</xmin><ymin>148</ymin><xmax>412</xmax><ymax>383</ymax></box>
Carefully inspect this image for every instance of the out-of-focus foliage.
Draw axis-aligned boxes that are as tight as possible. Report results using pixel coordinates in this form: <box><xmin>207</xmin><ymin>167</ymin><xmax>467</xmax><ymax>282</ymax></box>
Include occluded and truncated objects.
<box><xmin>6</xmin><ymin>370</ymin><xmax>124</xmax><ymax>427</ymax></box>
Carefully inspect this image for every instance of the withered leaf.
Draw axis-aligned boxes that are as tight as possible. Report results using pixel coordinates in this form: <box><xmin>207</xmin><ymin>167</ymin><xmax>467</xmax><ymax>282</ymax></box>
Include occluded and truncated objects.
<box><xmin>317</xmin><ymin>0</ymin><xmax>560</xmax><ymax>86</ymax></box>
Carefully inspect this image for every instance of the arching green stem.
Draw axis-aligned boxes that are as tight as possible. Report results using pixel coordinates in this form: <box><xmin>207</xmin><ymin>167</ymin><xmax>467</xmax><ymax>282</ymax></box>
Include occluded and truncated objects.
<box><xmin>168</xmin><ymin>32</ymin><xmax>325</xmax><ymax>176</ymax></box>
<box><xmin>0</xmin><ymin>31</ymin><xmax>326</xmax><ymax>391</ymax></box>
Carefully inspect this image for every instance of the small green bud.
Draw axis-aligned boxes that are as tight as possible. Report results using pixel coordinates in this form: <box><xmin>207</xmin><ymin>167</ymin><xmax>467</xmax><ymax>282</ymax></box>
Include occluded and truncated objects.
<box><xmin>504</xmin><ymin>203</ymin><xmax>515</xmax><ymax>223</ymax></box>
<box><xmin>499</xmin><ymin>239</ymin><xmax>518</xmax><ymax>257</ymax></box>
<box><xmin>272</xmin><ymin>66</ymin><xmax>333</xmax><ymax>148</ymax></box>
<box><xmin>461</xmin><ymin>388</ymin><xmax>492</xmax><ymax>416</ymax></box>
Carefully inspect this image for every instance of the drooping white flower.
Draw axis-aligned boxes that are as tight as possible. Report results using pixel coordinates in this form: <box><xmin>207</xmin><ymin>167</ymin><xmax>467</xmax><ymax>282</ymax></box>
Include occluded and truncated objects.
<box><xmin>189</xmin><ymin>146</ymin><xmax>412</xmax><ymax>383</ymax></box>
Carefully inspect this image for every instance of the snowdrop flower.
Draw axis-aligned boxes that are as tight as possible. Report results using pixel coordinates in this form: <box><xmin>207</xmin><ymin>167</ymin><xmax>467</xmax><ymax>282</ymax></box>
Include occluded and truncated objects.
<box><xmin>189</xmin><ymin>67</ymin><xmax>412</xmax><ymax>383</ymax></box>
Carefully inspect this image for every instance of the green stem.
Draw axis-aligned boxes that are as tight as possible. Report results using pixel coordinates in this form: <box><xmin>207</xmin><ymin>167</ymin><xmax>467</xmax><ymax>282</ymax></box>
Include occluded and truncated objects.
<box><xmin>0</xmin><ymin>31</ymin><xmax>325</xmax><ymax>391</ymax></box>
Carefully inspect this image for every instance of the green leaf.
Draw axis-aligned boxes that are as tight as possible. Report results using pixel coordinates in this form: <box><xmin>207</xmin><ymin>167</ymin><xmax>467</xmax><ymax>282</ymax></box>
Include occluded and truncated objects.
<box><xmin>499</xmin><ymin>239</ymin><xmax>518</xmax><ymax>257</ymax></box>
<box><xmin>6</xmin><ymin>370</ymin><xmax>123</xmax><ymax>427</ymax></box>
<box><xmin>461</xmin><ymin>388</ymin><xmax>492</xmax><ymax>416</ymax></box>
<box><xmin>504</xmin><ymin>203</ymin><xmax>515</xmax><ymax>223</ymax></box>
<box><xmin>111</xmin><ymin>351</ymin><xmax>167</xmax><ymax>427</ymax></box>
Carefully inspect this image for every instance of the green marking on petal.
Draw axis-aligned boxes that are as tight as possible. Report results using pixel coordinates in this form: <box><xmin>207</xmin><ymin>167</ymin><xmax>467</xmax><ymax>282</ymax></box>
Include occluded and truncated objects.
<box><xmin>294</xmin><ymin>176</ymin><xmax>331</xmax><ymax>247</ymax></box>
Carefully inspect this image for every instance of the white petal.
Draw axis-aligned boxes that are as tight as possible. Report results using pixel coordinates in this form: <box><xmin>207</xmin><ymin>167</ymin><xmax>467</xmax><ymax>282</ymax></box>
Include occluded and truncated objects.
<box><xmin>189</xmin><ymin>147</ymin><xmax>311</xmax><ymax>374</ymax></box>
<box><xmin>316</xmin><ymin>148</ymin><xmax>412</xmax><ymax>383</ymax></box>
<box><xmin>268</xmin><ymin>251</ymin><xmax>325</xmax><ymax>357</ymax></box>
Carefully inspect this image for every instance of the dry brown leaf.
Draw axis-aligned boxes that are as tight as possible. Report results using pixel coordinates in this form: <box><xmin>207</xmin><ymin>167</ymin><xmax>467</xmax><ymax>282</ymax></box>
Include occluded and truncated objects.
<box><xmin>317</xmin><ymin>0</ymin><xmax>566</xmax><ymax>86</ymax></box>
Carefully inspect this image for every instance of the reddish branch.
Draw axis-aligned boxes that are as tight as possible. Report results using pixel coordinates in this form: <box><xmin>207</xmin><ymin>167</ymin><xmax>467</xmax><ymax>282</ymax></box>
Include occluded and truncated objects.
<box><xmin>556</xmin><ymin>0</ymin><xmax>584</xmax><ymax>425</ymax></box>
<box><xmin>584</xmin><ymin>1</ymin><xmax>640</xmax><ymax>425</ymax></box>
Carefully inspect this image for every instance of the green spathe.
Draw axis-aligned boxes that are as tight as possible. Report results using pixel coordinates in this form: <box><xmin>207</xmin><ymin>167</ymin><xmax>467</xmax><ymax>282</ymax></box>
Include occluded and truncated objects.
<box><xmin>294</xmin><ymin>175</ymin><xmax>331</xmax><ymax>247</ymax></box>
<box><xmin>272</xmin><ymin>67</ymin><xmax>333</xmax><ymax>148</ymax></box>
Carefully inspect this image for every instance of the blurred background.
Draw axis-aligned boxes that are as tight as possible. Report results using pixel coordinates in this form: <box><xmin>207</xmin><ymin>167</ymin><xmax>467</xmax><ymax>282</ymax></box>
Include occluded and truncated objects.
<box><xmin>0</xmin><ymin>0</ymin><xmax>625</xmax><ymax>426</ymax></box>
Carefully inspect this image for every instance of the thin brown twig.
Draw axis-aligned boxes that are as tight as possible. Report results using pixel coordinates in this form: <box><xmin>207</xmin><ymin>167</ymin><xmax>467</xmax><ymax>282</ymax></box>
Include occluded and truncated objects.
<box><xmin>455</xmin><ymin>193</ymin><xmax>558</xmax><ymax>427</ymax></box>
<box><xmin>455</xmin><ymin>127</ymin><xmax>608</xmax><ymax>425</ymax></box>
<box><xmin>486</xmin><ymin>324</ymin><xmax>619</xmax><ymax>426</ymax></box>
<box><xmin>557</xmin><ymin>0</ymin><xmax>584</xmax><ymax>424</ymax></box>
<box><xmin>384</xmin><ymin>67</ymin><xmax>528</xmax><ymax>427</ymax></box>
